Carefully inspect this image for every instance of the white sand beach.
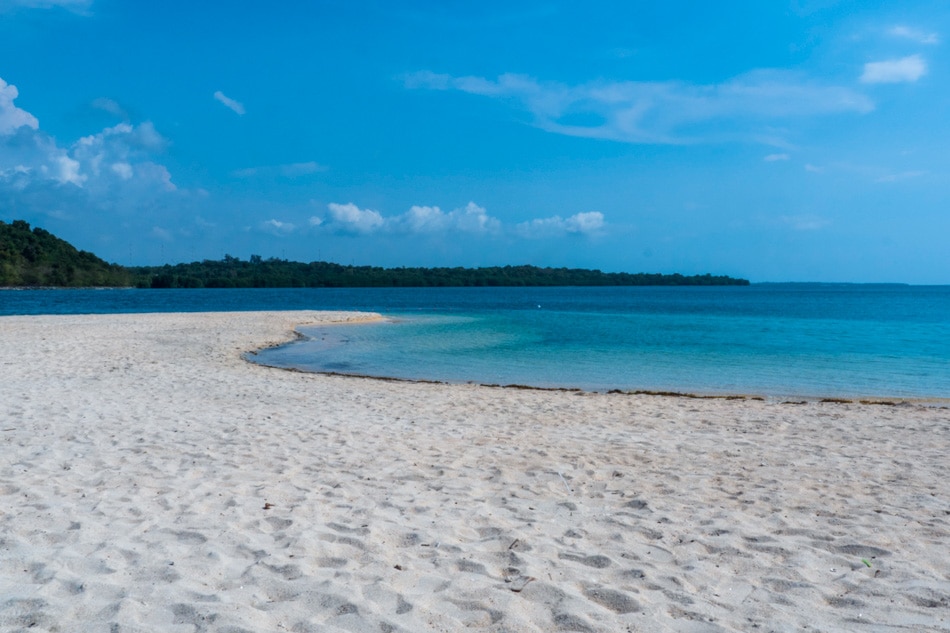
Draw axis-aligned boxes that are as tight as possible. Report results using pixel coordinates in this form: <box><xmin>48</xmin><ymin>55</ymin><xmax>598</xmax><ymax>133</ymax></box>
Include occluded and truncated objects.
<box><xmin>1</xmin><ymin>310</ymin><xmax>948</xmax><ymax>632</ymax></box>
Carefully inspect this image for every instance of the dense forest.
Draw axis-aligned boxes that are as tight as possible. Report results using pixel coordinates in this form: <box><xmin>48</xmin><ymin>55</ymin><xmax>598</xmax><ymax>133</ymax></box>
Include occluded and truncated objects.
<box><xmin>1</xmin><ymin>220</ymin><xmax>750</xmax><ymax>288</ymax></box>
<box><xmin>0</xmin><ymin>220</ymin><xmax>131</xmax><ymax>287</ymax></box>
<box><xmin>129</xmin><ymin>257</ymin><xmax>748</xmax><ymax>288</ymax></box>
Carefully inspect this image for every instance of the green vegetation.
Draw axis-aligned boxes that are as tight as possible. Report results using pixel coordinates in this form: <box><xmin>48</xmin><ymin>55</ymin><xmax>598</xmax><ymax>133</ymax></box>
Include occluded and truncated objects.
<box><xmin>128</xmin><ymin>257</ymin><xmax>749</xmax><ymax>288</ymax></box>
<box><xmin>0</xmin><ymin>220</ymin><xmax>131</xmax><ymax>287</ymax></box>
<box><xmin>1</xmin><ymin>219</ymin><xmax>750</xmax><ymax>288</ymax></box>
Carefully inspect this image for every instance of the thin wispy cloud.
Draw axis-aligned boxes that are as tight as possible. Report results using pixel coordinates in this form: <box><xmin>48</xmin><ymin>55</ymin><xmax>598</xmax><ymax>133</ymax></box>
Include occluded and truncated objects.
<box><xmin>260</xmin><ymin>219</ymin><xmax>295</xmax><ymax>235</ymax></box>
<box><xmin>889</xmin><ymin>25</ymin><xmax>939</xmax><ymax>45</ymax></box>
<box><xmin>213</xmin><ymin>90</ymin><xmax>245</xmax><ymax>115</ymax></box>
<box><xmin>876</xmin><ymin>170</ymin><xmax>927</xmax><ymax>183</ymax></box>
<box><xmin>781</xmin><ymin>214</ymin><xmax>830</xmax><ymax>231</ymax></box>
<box><xmin>405</xmin><ymin>70</ymin><xmax>873</xmax><ymax>145</ymax></box>
<box><xmin>0</xmin><ymin>0</ymin><xmax>92</xmax><ymax>12</ymax></box>
<box><xmin>860</xmin><ymin>55</ymin><xmax>927</xmax><ymax>84</ymax></box>
<box><xmin>91</xmin><ymin>97</ymin><xmax>129</xmax><ymax>120</ymax></box>
<box><xmin>764</xmin><ymin>153</ymin><xmax>790</xmax><ymax>162</ymax></box>
<box><xmin>234</xmin><ymin>161</ymin><xmax>326</xmax><ymax>178</ymax></box>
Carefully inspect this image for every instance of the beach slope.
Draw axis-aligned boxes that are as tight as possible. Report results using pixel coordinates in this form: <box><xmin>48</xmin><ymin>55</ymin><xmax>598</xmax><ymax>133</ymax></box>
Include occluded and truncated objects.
<box><xmin>1</xmin><ymin>311</ymin><xmax>947</xmax><ymax>632</ymax></box>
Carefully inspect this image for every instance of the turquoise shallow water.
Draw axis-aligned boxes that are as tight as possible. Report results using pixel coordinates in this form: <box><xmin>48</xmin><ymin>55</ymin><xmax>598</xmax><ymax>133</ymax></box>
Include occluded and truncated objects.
<box><xmin>3</xmin><ymin>285</ymin><xmax>948</xmax><ymax>399</ymax></box>
<box><xmin>252</xmin><ymin>285</ymin><xmax>949</xmax><ymax>399</ymax></box>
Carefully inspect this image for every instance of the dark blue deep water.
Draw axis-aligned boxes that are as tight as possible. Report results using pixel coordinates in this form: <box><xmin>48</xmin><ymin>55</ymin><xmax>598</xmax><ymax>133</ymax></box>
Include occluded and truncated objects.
<box><xmin>2</xmin><ymin>285</ymin><xmax>948</xmax><ymax>399</ymax></box>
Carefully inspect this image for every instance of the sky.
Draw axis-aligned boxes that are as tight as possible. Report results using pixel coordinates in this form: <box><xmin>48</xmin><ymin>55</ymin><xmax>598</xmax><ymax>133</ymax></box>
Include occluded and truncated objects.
<box><xmin>1</xmin><ymin>0</ymin><xmax>948</xmax><ymax>283</ymax></box>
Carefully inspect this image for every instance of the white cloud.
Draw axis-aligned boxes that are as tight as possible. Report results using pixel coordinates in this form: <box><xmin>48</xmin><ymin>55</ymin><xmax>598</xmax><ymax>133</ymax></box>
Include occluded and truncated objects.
<box><xmin>111</xmin><ymin>162</ymin><xmax>133</xmax><ymax>179</ymax></box>
<box><xmin>860</xmin><ymin>55</ymin><xmax>927</xmax><ymax>84</ymax></box>
<box><xmin>764</xmin><ymin>153</ymin><xmax>790</xmax><ymax>162</ymax></box>
<box><xmin>314</xmin><ymin>201</ymin><xmax>605</xmax><ymax>240</ymax></box>
<box><xmin>69</xmin><ymin>121</ymin><xmax>174</xmax><ymax>190</ymax></box>
<box><xmin>260</xmin><ymin>219</ymin><xmax>296</xmax><ymax>234</ymax></box>
<box><xmin>565</xmin><ymin>211</ymin><xmax>605</xmax><ymax>233</ymax></box>
<box><xmin>0</xmin><ymin>78</ymin><xmax>39</xmax><ymax>135</ymax></box>
<box><xmin>399</xmin><ymin>204</ymin><xmax>447</xmax><ymax>232</ymax></box>
<box><xmin>889</xmin><ymin>25</ymin><xmax>939</xmax><ymax>45</ymax></box>
<box><xmin>321</xmin><ymin>201</ymin><xmax>500</xmax><ymax>236</ymax></box>
<box><xmin>328</xmin><ymin>201</ymin><xmax>502</xmax><ymax>235</ymax></box>
<box><xmin>213</xmin><ymin>90</ymin><xmax>245</xmax><ymax>115</ymax></box>
<box><xmin>51</xmin><ymin>154</ymin><xmax>84</xmax><ymax>186</ymax></box>
<box><xmin>406</xmin><ymin>70</ymin><xmax>873</xmax><ymax>145</ymax></box>
<box><xmin>804</xmin><ymin>164</ymin><xmax>822</xmax><ymax>173</ymax></box>
<box><xmin>326</xmin><ymin>202</ymin><xmax>385</xmax><ymax>234</ymax></box>
<box><xmin>91</xmin><ymin>97</ymin><xmax>128</xmax><ymax>119</ymax></box>
<box><xmin>455</xmin><ymin>202</ymin><xmax>502</xmax><ymax>233</ymax></box>
<box><xmin>516</xmin><ymin>211</ymin><xmax>605</xmax><ymax>238</ymax></box>
<box><xmin>1</xmin><ymin>76</ymin><xmax>183</xmax><ymax>242</ymax></box>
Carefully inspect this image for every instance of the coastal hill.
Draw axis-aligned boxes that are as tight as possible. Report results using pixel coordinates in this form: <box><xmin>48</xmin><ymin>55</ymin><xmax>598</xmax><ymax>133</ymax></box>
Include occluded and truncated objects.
<box><xmin>1</xmin><ymin>219</ymin><xmax>749</xmax><ymax>288</ymax></box>
<box><xmin>0</xmin><ymin>220</ymin><xmax>130</xmax><ymax>287</ymax></box>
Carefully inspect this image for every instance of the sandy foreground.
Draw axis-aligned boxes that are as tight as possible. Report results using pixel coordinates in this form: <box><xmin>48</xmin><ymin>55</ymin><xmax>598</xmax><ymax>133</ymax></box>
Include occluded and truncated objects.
<box><xmin>0</xmin><ymin>311</ymin><xmax>948</xmax><ymax>633</ymax></box>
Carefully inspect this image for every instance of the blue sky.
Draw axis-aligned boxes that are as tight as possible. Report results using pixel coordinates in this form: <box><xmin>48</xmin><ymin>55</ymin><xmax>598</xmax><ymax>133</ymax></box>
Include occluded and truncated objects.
<box><xmin>1</xmin><ymin>0</ymin><xmax>948</xmax><ymax>282</ymax></box>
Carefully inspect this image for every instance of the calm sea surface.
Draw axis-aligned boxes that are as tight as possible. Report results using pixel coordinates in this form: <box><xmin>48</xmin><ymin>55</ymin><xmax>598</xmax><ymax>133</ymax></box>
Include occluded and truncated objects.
<box><xmin>2</xmin><ymin>285</ymin><xmax>948</xmax><ymax>399</ymax></box>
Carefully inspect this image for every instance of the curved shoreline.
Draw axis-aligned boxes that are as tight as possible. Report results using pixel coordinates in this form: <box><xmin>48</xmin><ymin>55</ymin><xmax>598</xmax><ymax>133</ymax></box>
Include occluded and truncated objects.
<box><xmin>250</xmin><ymin>317</ymin><xmax>950</xmax><ymax>407</ymax></box>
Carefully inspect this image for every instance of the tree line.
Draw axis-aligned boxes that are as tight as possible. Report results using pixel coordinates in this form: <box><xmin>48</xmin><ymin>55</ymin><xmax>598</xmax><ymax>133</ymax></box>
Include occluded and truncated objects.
<box><xmin>1</xmin><ymin>220</ymin><xmax>750</xmax><ymax>288</ymax></box>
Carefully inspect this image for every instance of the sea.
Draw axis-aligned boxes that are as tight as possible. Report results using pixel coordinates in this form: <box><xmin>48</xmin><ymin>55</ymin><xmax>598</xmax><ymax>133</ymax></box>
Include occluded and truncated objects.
<box><xmin>2</xmin><ymin>284</ymin><xmax>948</xmax><ymax>400</ymax></box>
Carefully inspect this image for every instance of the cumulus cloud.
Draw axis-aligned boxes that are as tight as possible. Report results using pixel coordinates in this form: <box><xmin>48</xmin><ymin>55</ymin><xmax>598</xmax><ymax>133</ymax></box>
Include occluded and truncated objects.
<box><xmin>405</xmin><ymin>70</ymin><xmax>873</xmax><ymax>145</ymax></box>
<box><xmin>1</xmin><ymin>74</ymin><xmax>187</xmax><ymax>255</ymax></box>
<box><xmin>213</xmin><ymin>90</ymin><xmax>245</xmax><ymax>115</ymax></box>
<box><xmin>764</xmin><ymin>153</ymin><xmax>790</xmax><ymax>162</ymax></box>
<box><xmin>860</xmin><ymin>55</ymin><xmax>927</xmax><ymax>84</ymax></box>
<box><xmin>110</xmin><ymin>162</ymin><xmax>132</xmax><ymax>180</ymax></box>
<box><xmin>516</xmin><ymin>211</ymin><xmax>605</xmax><ymax>238</ymax></box>
<box><xmin>312</xmin><ymin>201</ymin><xmax>601</xmax><ymax>240</ymax></box>
<box><xmin>392</xmin><ymin>202</ymin><xmax>501</xmax><ymax>234</ymax></box>
<box><xmin>889</xmin><ymin>25</ymin><xmax>939</xmax><ymax>45</ymax></box>
<box><xmin>52</xmin><ymin>154</ymin><xmax>84</xmax><ymax>186</ymax></box>
<box><xmin>0</xmin><ymin>78</ymin><xmax>39</xmax><ymax>135</ymax></box>
<box><xmin>69</xmin><ymin>121</ymin><xmax>174</xmax><ymax>191</ymax></box>
<box><xmin>325</xmin><ymin>202</ymin><xmax>385</xmax><ymax>234</ymax></box>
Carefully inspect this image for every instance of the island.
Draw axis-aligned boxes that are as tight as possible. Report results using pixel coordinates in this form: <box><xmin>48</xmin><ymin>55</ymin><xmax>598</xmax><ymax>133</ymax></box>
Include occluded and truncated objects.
<box><xmin>1</xmin><ymin>219</ymin><xmax>749</xmax><ymax>288</ymax></box>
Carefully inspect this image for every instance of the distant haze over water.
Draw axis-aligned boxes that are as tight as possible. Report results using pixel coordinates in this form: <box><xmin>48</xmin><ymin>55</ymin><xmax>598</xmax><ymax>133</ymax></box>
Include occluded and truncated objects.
<box><xmin>4</xmin><ymin>285</ymin><xmax>943</xmax><ymax>400</ymax></box>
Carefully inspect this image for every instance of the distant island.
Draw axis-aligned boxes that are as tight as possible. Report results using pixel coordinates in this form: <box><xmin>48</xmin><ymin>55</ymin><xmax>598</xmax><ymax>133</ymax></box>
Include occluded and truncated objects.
<box><xmin>1</xmin><ymin>219</ymin><xmax>750</xmax><ymax>288</ymax></box>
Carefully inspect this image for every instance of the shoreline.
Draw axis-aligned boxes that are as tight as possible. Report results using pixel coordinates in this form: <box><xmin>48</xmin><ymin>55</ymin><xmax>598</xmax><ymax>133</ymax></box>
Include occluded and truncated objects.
<box><xmin>250</xmin><ymin>362</ymin><xmax>950</xmax><ymax>408</ymax></box>
<box><xmin>251</xmin><ymin>318</ymin><xmax>950</xmax><ymax>407</ymax></box>
<box><xmin>2</xmin><ymin>311</ymin><xmax>948</xmax><ymax>632</ymax></box>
